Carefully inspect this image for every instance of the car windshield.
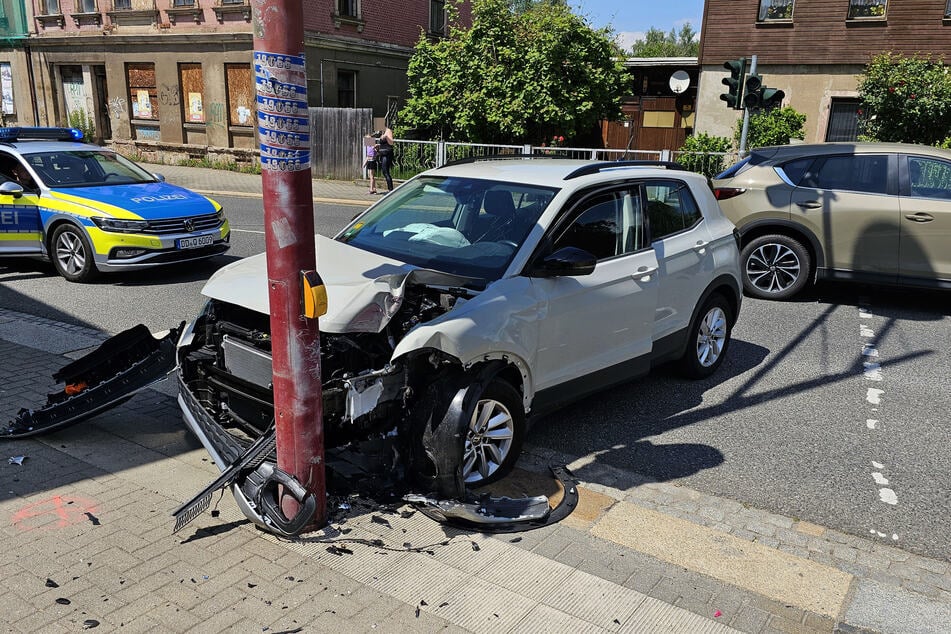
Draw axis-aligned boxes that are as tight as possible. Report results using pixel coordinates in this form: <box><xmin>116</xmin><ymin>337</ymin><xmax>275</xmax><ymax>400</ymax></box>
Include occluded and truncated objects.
<box><xmin>336</xmin><ymin>175</ymin><xmax>558</xmax><ymax>281</ymax></box>
<box><xmin>20</xmin><ymin>150</ymin><xmax>158</xmax><ymax>188</ymax></box>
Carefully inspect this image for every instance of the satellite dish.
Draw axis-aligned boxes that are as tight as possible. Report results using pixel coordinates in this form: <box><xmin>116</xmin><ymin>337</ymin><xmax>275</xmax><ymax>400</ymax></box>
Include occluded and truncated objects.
<box><xmin>669</xmin><ymin>70</ymin><xmax>690</xmax><ymax>94</ymax></box>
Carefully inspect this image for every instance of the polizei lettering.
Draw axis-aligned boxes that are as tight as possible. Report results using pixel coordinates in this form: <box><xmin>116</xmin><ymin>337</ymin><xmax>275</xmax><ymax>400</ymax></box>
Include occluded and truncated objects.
<box><xmin>130</xmin><ymin>194</ymin><xmax>189</xmax><ymax>204</ymax></box>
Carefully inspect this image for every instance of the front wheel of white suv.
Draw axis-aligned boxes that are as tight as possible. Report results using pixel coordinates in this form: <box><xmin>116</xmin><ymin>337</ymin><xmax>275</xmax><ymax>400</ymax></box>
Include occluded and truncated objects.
<box><xmin>679</xmin><ymin>293</ymin><xmax>733</xmax><ymax>379</ymax></box>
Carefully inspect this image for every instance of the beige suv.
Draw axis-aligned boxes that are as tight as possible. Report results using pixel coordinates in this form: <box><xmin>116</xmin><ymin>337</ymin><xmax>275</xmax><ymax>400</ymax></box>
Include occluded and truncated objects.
<box><xmin>713</xmin><ymin>143</ymin><xmax>951</xmax><ymax>299</ymax></box>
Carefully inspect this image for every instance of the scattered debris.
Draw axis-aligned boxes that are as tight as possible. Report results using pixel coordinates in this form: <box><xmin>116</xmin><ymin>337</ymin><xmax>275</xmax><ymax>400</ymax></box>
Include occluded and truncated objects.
<box><xmin>55</xmin><ymin>598</ymin><xmax>70</xmax><ymax>605</ymax></box>
<box><xmin>1</xmin><ymin>324</ymin><xmax>180</xmax><ymax>439</ymax></box>
<box><xmin>84</xmin><ymin>512</ymin><xmax>101</xmax><ymax>526</ymax></box>
<box><xmin>248</xmin><ymin>583</ymin><xmax>257</xmax><ymax>588</ymax></box>
<box><xmin>714</xmin><ymin>610</ymin><xmax>722</xmax><ymax>618</ymax></box>
<box><xmin>326</xmin><ymin>545</ymin><xmax>354</xmax><ymax>556</ymax></box>
<box><xmin>470</xmin><ymin>541</ymin><xmax>480</xmax><ymax>551</ymax></box>
<box><xmin>8</xmin><ymin>455</ymin><xmax>25</xmax><ymax>465</ymax></box>
<box><xmin>370</xmin><ymin>515</ymin><xmax>392</xmax><ymax>529</ymax></box>
<box><xmin>82</xmin><ymin>619</ymin><xmax>100</xmax><ymax>629</ymax></box>
<box><xmin>45</xmin><ymin>578</ymin><xmax>58</xmax><ymax>588</ymax></box>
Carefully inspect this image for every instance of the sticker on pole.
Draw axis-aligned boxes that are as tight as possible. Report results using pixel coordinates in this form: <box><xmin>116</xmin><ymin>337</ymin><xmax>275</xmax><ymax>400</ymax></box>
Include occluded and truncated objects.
<box><xmin>254</xmin><ymin>51</ymin><xmax>311</xmax><ymax>172</ymax></box>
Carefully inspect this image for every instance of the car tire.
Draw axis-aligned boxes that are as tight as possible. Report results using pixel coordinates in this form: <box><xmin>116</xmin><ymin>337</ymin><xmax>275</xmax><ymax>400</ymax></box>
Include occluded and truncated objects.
<box><xmin>409</xmin><ymin>371</ymin><xmax>525</xmax><ymax>497</ymax></box>
<box><xmin>740</xmin><ymin>234</ymin><xmax>811</xmax><ymax>300</ymax></box>
<box><xmin>460</xmin><ymin>379</ymin><xmax>525</xmax><ymax>488</ymax></box>
<box><xmin>679</xmin><ymin>292</ymin><xmax>733</xmax><ymax>379</ymax></box>
<box><xmin>50</xmin><ymin>223</ymin><xmax>98</xmax><ymax>283</ymax></box>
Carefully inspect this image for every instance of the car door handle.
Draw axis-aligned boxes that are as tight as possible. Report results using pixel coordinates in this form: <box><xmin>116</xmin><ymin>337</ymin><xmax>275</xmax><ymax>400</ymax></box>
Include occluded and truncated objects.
<box><xmin>634</xmin><ymin>266</ymin><xmax>657</xmax><ymax>280</ymax></box>
<box><xmin>904</xmin><ymin>212</ymin><xmax>934</xmax><ymax>223</ymax></box>
<box><xmin>692</xmin><ymin>240</ymin><xmax>709</xmax><ymax>252</ymax></box>
<box><xmin>796</xmin><ymin>201</ymin><xmax>822</xmax><ymax>209</ymax></box>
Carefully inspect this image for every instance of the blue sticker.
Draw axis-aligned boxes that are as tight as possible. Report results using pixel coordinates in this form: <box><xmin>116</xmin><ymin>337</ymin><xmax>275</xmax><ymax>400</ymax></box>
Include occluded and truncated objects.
<box><xmin>256</xmin><ymin>95</ymin><xmax>308</xmax><ymax>116</ymax></box>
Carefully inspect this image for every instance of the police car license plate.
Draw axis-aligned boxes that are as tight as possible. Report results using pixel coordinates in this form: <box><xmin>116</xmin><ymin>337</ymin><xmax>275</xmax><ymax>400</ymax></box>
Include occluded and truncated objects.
<box><xmin>177</xmin><ymin>235</ymin><xmax>214</xmax><ymax>249</ymax></box>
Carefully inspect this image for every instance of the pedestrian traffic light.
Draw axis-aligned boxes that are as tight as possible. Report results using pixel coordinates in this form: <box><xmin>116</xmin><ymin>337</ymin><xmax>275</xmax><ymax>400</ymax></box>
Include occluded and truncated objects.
<box><xmin>720</xmin><ymin>58</ymin><xmax>747</xmax><ymax>110</ymax></box>
<box><xmin>760</xmin><ymin>87</ymin><xmax>785</xmax><ymax>109</ymax></box>
<box><xmin>743</xmin><ymin>73</ymin><xmax>763</xmax><ymax>108</ymax></box>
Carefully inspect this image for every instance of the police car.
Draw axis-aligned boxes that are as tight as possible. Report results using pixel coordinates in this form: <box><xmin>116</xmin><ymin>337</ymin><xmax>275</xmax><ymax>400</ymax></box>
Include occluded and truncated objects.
<box><xmin>0</xmin><ymin>127</ymin><xmax>230</xmax><ymax>282</ymax></box>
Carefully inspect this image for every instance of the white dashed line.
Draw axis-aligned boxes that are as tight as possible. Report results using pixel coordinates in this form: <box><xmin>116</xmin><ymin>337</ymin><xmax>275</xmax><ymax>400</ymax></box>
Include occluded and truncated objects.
<box><xmin>863</xmin><ymin>362</ymin><xmax>883</xmax><ymax>381</ymax></box>
<box><xmin>866</xmin><ymin>388</ymin><xmax>884</xmax><ymax>405</ymax></box>
<box><xmin>866</xmin><ymin>419</ymin><xmax>878</xmax><ymax>429</ymax></box>
<box><xmin>860</xmin><ymin>324</ymin><xmax>875</xmax><ymax>338</ymax></box>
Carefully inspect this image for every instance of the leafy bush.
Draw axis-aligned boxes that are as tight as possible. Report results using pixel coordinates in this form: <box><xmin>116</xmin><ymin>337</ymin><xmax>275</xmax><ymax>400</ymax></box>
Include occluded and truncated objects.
<box><xmin>735</xmin><ymin>106</ymin><xmax>805</xmax><ymax>150</ymax></box>
<box><xmin>677</xmin><ymin>133</ymin><xmax>734</xmax><ymax>177</ymax></box>
<box><xmin>857</xmin><ymin>53</ymin><xmax>951</xmax><ymax>146</ymax></box>
<box><xmin>68</xmin><ymin>110</ymin><xmax>96</xmax><ymax>142</ymax></box>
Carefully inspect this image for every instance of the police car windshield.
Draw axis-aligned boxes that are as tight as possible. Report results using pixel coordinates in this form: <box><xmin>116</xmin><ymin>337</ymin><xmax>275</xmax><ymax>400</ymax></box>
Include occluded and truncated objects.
<box><xmin>20</xmin><ymin>150</ymin><xmax>158</xmax><ymax>188</ymax></box>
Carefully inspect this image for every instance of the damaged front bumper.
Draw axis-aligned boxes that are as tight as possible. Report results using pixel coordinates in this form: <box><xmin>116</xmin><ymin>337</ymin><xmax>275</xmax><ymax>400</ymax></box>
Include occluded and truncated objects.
<box><xmin>1</xmin><ymin>324</ymin><xmax>180</xmax><ymax>439</ymax></box>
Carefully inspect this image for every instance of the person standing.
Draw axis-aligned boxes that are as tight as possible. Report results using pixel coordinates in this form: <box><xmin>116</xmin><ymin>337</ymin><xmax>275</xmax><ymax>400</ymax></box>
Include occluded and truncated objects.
<box><xmin>376</xmin><ymin>126</ymin><xmax>395</xmax><ymax>193</ymax></box>
<box><xmin>362</xmin><ymin>134</ymin><xmax>378</xmax><ymax>194</ymax></box>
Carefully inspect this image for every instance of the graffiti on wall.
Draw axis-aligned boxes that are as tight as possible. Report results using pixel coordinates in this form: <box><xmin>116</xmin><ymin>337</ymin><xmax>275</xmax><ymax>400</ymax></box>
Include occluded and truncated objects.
<box><xmin>159</xmin><ymin>83</ymin><xmax>180</xmax><ymax>107</ymax></box>
<box><xmin>109</xmin><ymin>97</ymin><xmax>126</xmax><ymax>120</ymax></box>
<box><xmin>207</xmin><ymin>102</ymin><xmax>225</xmax><ymax>130</ymax></box>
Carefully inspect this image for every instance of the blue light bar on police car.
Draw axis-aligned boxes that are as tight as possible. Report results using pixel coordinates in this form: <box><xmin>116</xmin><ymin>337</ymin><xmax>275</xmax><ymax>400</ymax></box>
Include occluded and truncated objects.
<box><xmin>0</xmin><ymin>127</ymin><xmax>84</xmax><ymax>142</ymax></box>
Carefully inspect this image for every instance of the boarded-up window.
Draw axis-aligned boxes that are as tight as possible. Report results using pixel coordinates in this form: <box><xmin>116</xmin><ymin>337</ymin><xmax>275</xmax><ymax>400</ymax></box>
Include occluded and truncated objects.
<box><xmin>225</xmin><ymin>63</ymin><xmax>254</xmax><ymax>127</ymax></box>
<box><xmin>642</xmin><ymin>111</ymin><xmax>675</xmax><ymax>128</ymax></box>
<box><xmin>180</xmin><ymin>63</ymin><xmax>204</xmax><ymax>124</ymax></box>
<box><xmin>127</xmin><ymin>63</ymin><xmax>158</xmax><ymax>121</ymax></box>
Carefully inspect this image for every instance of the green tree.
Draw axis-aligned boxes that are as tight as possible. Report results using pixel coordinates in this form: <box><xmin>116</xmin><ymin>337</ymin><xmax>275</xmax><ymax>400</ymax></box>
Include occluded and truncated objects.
<box><xmin>400</xmin><ymin>0</ymin><xmax>625</xmax><ymax>144</ymax></box>
<box><xmin>629</xmin><ymin>23</ymin><xmax>699</xmax><ymax>58</ymax></box>
<box><xmin>857</xmin><ymin>52</ymin><xmax>951</xmax><ymax>146</ymax></box>
<box><xmin>734</xmin><ymin>106</ymin><xmax>806</xmax><ymax>150</ymax></box>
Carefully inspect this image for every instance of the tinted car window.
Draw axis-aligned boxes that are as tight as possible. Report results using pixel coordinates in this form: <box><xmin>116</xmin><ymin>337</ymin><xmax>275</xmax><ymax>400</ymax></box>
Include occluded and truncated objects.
<box><xmin>777</xmin><ymin>158</ymin><xmax>814</xmax><ymax>186</ymax></box>
<box><xmin>805</xmin><ymin>155</ymin><xmax>888</xmax><ymax>194</ymax></box>
<box><xmin>908</xmin><ymin>156</ymin><xmax>951</xmax><ymax>200</ymax></box>
<box><xmin>553</xmin><ymin>190</ymin><xmax>643</xmax><ymax>260</ymax></box>
<box><xmin>646</xmin><ymin>179</ymin><xmax>701</xmax><ymax>240</ymax></box>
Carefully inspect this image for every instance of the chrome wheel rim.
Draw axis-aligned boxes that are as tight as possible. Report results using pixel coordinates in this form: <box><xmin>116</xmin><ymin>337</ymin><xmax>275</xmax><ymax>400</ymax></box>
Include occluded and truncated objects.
<box><xmin>55</xmin><ymin>231</ymin><xmax>86</xmax><ymax>276</ymax></box>
<box><xmin>696</xmin><ymin>306</ymin><xmax>727</xmax><ymax>368</ymax></box>
<box><xmin>463</xmin><ymin>397</ymin><xmax>515</xmax><ymax>483</ymax></box>
<box><xmin>747</xmin><ymin>243</ymin><xmax>800</xmax><ymax>293</ymax></box>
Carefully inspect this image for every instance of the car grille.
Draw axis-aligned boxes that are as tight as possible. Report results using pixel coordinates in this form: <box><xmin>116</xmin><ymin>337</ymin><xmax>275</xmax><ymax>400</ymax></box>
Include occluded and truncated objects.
<box><xmin>145</xmin><ymin>212</ymin><xmax>222</xmax><ymax>235</ymax></box>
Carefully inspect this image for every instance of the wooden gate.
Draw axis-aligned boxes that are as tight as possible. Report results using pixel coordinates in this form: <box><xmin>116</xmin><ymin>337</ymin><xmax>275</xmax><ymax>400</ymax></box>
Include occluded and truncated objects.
<box><xmin>309</xmin><ymin>107</ymin><xmax>373</xmax><ymax>181</ymax></box>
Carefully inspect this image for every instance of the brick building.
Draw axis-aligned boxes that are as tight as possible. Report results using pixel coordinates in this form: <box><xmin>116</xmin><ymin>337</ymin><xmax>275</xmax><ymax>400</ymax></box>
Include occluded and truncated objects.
<box><xmin>696</xmin><ymin>0</ymin><xmax>951</xmax><ymax>143</ymax></box>
<box><xmin>1</xmin><ymin>0</ymin><xmax>470</xmax><ymax>163</ymax></box>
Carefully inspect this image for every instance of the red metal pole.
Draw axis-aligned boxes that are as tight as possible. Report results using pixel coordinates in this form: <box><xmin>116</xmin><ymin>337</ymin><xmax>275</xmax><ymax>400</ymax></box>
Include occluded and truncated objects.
<box><xmin>252</xmin><ymin>0</ymin><xmax>325</xmax><ymax>529</ymax></box>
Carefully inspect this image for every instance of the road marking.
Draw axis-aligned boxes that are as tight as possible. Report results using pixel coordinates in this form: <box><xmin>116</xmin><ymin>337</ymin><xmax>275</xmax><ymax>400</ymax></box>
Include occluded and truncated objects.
<box><xmin>11</xmin><ymin>495</ymin><xmax>101</xmax><ymax>531</ymax></box>
<box><xmin>866</xmin><ymin>419</ymin><xmax>878</xmax><ymax>429</ymax></box>
<box><xmin>863</xmin><ymin>362</ymin><xmax>882</xmax><ymax>380</ymax></box>
<box><xmin>866</xmin><ymin>388</ymin><xmax>884</xmax><ymax>405</ymax></box>
<box><xmin>589</xmin><ymin>502</ymin><xmax>852</xmax><ymax>618</ymax></box>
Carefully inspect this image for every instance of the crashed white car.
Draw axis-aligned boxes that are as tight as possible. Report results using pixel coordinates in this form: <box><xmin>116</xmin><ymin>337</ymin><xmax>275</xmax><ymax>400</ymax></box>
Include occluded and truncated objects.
<box><xmin>175</xmin><ymin>158</ymin><xmax>742</xmax><ymax>501</ymax></box>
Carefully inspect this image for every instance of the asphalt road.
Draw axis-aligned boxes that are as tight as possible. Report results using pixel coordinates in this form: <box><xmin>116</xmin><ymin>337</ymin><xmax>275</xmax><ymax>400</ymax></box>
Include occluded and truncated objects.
<box><xmin>1</xmin><ymin>194</ymin><xmax>948</xmax><ymax>562</ymax></box>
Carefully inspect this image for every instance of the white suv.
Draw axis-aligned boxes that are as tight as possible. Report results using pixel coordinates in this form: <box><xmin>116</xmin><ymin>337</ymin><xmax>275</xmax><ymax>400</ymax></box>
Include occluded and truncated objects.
<box><xmin>176</xmin><ymin>158</ymin><xmax>742</xmax><ymax>501</ymax></box>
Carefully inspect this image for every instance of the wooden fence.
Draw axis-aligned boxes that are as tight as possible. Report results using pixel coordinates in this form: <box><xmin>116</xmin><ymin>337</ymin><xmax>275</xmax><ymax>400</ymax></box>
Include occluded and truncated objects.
<box><xmin>308</xmin><ymin>107</ymin><xmax>373</xmax><ymax>180</ymax></box>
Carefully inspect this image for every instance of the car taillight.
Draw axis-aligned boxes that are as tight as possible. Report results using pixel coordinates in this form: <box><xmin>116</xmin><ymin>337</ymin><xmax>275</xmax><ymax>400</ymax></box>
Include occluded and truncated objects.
<box><xmin>714</xmin><ymin>187</ymin><xmax>746</xmax><ymax>201</ymax></box>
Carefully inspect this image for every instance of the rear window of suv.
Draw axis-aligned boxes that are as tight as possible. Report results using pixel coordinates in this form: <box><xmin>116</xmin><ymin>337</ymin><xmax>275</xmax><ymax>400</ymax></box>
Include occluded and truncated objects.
<box><xmin>777</xmin><ymin>158</ymin><xmax>814</xmax><ymax>186</ymax></box>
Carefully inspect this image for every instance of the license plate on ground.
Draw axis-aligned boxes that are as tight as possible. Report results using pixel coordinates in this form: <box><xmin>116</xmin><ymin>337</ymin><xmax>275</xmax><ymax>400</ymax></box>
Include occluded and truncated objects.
<box><xmin>177</xmin><ymin>235</ymin><xmax>214</xmax><ymax>249</ymax></box>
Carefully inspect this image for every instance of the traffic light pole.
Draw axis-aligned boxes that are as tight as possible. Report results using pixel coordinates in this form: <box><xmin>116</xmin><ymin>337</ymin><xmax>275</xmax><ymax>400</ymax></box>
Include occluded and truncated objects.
<box><xmin>253</xmin><ymin>0</ymin><xmax>326</xmax><ymax>530</ymax></box>
<box><xmin>738</xmin><ymin>55</ymin><xmax>757</xmax><ymax>157</ymax></box>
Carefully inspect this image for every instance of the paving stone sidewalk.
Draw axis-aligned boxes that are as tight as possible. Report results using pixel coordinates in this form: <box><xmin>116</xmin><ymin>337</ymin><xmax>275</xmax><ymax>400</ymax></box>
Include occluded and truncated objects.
<box><xmin>2</xmin><ymin>161</ymin><xmax>950</xmax><ymax>632</ymax></box>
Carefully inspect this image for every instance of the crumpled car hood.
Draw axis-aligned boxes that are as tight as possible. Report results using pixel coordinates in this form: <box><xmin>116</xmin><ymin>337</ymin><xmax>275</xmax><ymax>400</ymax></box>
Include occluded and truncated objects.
<box><xmin>201</xmin><ymin>234</ymin><xmax>477</xmax><ymax>333</ymax></box>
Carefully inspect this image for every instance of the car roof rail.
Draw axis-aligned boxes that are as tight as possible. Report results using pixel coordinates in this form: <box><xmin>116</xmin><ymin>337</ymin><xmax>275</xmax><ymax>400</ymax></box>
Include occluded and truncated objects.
<box><xmin>438</xmin><ymin>153</ymin><xmax>556</xmax><ymax>169</ymax></box>
<box><xmin>563</xmin><ymin>160</ymin><xmax>685</xmax><ymax>180</ymax></box>
<box><xmin>0</xmin><ymin>127</ymin><xmax>85</xmax><ymax>144</ymax></box>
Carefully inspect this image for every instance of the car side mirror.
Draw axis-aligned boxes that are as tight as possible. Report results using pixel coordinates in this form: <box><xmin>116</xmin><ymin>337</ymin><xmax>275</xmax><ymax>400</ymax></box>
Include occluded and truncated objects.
<box><xmin>530</xmin><ymin>246</ymin><xmax>597</xmax><ymax>278</ymax></box>
<box><xmin>0</xmin><ymin>181</ymin><xmax>24</xmax><ymax>199</ymax></box>
<box><xmin>152</xmin><ymin>172</ymin><xmax>166</xmax><ymax>182</ymax></box>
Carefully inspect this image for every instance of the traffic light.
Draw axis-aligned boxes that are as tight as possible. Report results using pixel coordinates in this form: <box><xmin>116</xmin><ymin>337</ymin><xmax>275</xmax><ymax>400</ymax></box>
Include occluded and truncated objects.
<box><xmin>743</xmin><ymin>73</ymin><xmax>762</xmax><ymax>108</ymax></box>
<box><xmin>760</xmin><ymin>87</ymin><xmax>785</xmax><ymax>109</ymax></box>
<box><xmin>720</xmin><ymin>58</ymin><xmax>747</xmax><ymax>110</ymax></box>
